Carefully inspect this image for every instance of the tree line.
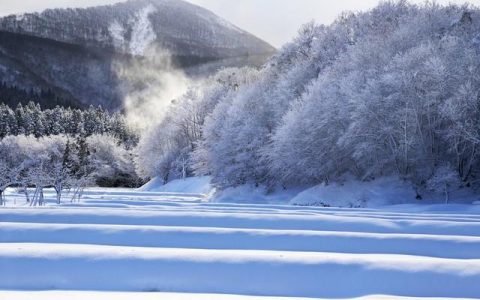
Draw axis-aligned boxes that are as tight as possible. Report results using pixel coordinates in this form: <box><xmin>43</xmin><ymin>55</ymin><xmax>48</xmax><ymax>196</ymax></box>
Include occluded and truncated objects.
<box><xmin>0</xmin><ymin>102</ymin><xmax>141</xmax><ymax>205</ymax></box>
<box><xmin>0</xmin><ymin>134</ymin><xmax>141</xmax><ymax>206</ymax></box>
<box><xmin>0</xmin><ymin>102</ymin><xmax>137</xmax><ymax>145</ymax></box>
<box><xmin>0</xmin><ymin>82</ymin><xmax>79</xmax><ymax>109</ymax></box>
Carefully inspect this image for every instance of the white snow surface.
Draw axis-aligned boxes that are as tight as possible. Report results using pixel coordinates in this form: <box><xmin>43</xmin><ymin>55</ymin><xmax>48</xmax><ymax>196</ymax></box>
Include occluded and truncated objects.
<box><xmin>140</xmin><ymin>176</ymin><xmax>214</xmax><ymax>196</ymax></box>
<box><xmin>290</xmin><ymin>177</ymin><xmax>418</xmax><ymax>207</ymax></box>
<box><xmin>1</xmin><ymin>184</ymin><xmax>480</xmax><ymax>299</ymax></box>
<box><xmin>205</xmin><ymin>176</ymin><xmax>480</xmax><ymax>207</ymax></box>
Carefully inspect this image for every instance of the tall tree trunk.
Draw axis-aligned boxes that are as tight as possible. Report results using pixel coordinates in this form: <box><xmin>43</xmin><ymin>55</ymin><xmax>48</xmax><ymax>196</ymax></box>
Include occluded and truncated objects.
<box><xmin>39</xmin><ymin>188</ymin><xmax>44</xmax><ymax>206</ymax></box>
<box><xmin>403</xmin><ymin>100</ymin><xmax>409</xmax><ymax>175</ymax></box>
<box><xmin>55</xmin><ymin>183</ymin><xmax>62</xmax><ymax>204</ymax></box>
<box><xmin>24</xmin><ymin>188</ymin><xmax>30</xmax><ymax>203</ymax></box>
<box><xmin>444</xmin><ymin>182</ymin><xmax>449</xmax><ymax>204</ymax></box>
<box><xmin>31</xmin><ymin>186</ymin><xmax>39</xmax><ymax>207</ymax></box>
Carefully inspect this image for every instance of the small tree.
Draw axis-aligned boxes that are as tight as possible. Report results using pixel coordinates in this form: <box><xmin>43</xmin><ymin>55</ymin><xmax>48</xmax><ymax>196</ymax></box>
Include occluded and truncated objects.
<box><xmin>86</xmin><ymin>134</ymin><xmax>137</xmax><ymax>187</ymax></box>
<box><xmin>68</xmin><ymin>135</ymin><xmax>94</xmax><ymax>202</ymax></box>
<box><xmin>427</xmin><ymin>165</ymin><xmax>461</xmax><ymax>204</ymax></box>
<box><xmin>25</xmin><ymin>139</ymin><xmax>51</xmax><ymax>207</ymax></box>
<box><xmin>0</xmin><ymin>136</ymin><xmax>29</xmax><ymax>205</ymax></box>
<box><xmin>44</xmin><ymin>136</ymin><xmax>71</xmax><ymax>204</ymax></box>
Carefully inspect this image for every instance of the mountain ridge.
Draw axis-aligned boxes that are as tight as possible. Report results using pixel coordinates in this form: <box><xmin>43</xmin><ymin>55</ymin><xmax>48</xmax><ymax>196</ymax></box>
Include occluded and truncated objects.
<box><xmin>0</xmin><ymin>0</ymin><xmax>275</xmax><ymax>109</ymax></box>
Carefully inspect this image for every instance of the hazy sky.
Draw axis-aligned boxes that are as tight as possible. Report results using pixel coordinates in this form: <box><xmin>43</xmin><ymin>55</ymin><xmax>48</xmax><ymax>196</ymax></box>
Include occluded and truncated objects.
<box><xmin>0</xmin><ymin>0</ymin><xmax>478</xmax><ymax>47</ymax></box>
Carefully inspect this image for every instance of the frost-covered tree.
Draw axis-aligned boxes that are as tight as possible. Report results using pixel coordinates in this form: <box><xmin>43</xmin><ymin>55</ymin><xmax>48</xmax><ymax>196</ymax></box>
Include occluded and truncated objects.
<box><xmin>0</xmin><ymin>136</ymin><xmax>29</xmax><ymax>205</ymax></box>
<box><xmin>427</xmin><ymin>165</ymin><xmax>461</xmax><ymax>204</ymax></box>
<box><xmin>43</xmin><ymin>135</ymin><xmax>72</xmax><ymax>204</ymax></box>
<box><xmin>0</xmin><ymin>104</ymin><xmax>17</xmax><ymax>138</ymax></box>
<box><xmin>0</xmin><ymin>102</ymin><xmax>137</xmax><ymax>144</ymax></box>
<box><xmin>0</xmin><ymin>131</ymin><xmax>139</xmax><ymax>205</ymax></box>
<box><xmin>87</xmin><ymin>134</ymin><xmax>138</xmax><ymax>187</ymax></box>
<box><xmin>136</xmin><ymin>67</ymin><xmax>259</xmax><ymax>182</ymax></box>
<box><xmin>22</xmin><ymin>136</ymin><xmax>57</xmax><ymax>206</ymax></box>
<box><xmin>267</xmin><ymin>2</ymin><xmax>480</xmax><ymax>190</ymax></box>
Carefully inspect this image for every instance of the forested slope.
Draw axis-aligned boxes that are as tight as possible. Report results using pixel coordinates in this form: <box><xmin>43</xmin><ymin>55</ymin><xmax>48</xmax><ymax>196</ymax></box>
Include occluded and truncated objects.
<box><xmin>137</xmin><ymin>1</ymin><xmax>480</xmax><ymax>201</ymax></box>
<box><xmin>0</xmin><ymin>0</ymin><xmax>275</xmax><ymax>109</ymax></box>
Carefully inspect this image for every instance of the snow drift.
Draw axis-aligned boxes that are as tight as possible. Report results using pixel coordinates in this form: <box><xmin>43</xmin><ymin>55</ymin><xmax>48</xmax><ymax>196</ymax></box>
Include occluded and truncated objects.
<box><xmin>140</xmin><ymin>176</ymin><xmax>213</xmax><ymax>196</ymax></box>
<box><xmin>1</xmin><ymin>243</ymin><xmax>480</xmax><ymax>298</ymax></box>
<box><xmin>1</xmin><ymin>187</ymin><xmax>480</xmax><ymax>298</ymax></box>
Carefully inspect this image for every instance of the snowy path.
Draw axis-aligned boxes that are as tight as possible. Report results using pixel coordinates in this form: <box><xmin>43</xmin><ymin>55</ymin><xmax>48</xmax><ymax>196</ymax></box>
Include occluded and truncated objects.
<box><xmin>1</xmin><ymin>189</ymin><xmax>480</xmax><ymax>299</ymax></box>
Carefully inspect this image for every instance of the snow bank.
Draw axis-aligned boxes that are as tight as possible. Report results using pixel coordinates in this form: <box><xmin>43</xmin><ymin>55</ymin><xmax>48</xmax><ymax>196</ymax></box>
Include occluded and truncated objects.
<box><xmin>0</xmin><ymin>291</ymin><xmax>317</xmax><ymax>300</ymax></box>
<box><xmin>140</xmin><ymin>176</ymin><xmax>214</xmax><ymax>196</ymax></box>
<box><xmin>290</xmin><ymin>177</ymin><xmax>417</xmax><ymax>208</ymax></box>
<box><xmin>1</xmin><ymin>243</ymin><xmax>480</xmax><ymax>298</ymax></box>
<box><xmin>139</xmin><ymin>176</ymin><xmax>477</xmax><ymax>207</ymax></box>
<box><xmin>2</xmin><ymin>291</ymin><xmax>473</xmax><ymax>300</ymax></box>
<box><xmin>2</xmin><ymin>187</ymin><xmax>480</xmax><ymax>298</ymax></box>
<box><xmin>3</xmin><ymin>206</ymin><xmax>480</xmax><ymax>236</ymax></box>
<box><xmin>212</xmin><ymin>177</ymin><xmax>419</xmax><ymax>207</ymax></box>
<box><xmin>214</xmin><ymin>184</ymin><xmax>305</xmax><ymax>204</ymax></box>
<box><xmin>2</xmin><ymin>222</ymin><xmax>480</xmax><ymax>259</ymax></box>
<box><xmin>214</xmin><ymin>185</ymin><xmax>270</xmax><ymax>204</ymax></box>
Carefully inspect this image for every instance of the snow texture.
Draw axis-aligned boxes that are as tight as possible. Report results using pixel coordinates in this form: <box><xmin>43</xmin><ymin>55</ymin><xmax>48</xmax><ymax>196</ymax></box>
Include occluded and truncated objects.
<box><xmin>140</xmin><ymin>176</ymin><xmax>213</xmax><ymax>196</ymax></box>
<box><xmin>1</xmin><ymin>183</ymin><xmax>480</xmax><ymax>299</ymax></box>
<box><xmin>290</xmin><ymin>177</ymin><xmax>417</xmax><ymax>207</ymax></box>
<box><xmin>2</xmin><ymin>291</ymin><xmax>475</xmax><ymax>300</ymax></box>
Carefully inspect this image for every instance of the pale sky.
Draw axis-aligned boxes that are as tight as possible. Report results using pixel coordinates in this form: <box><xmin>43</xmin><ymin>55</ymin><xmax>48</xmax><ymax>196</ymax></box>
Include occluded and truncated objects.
<box><xmin>0</xmin><ymin>0</ymin><xmax>478</xmax><ymax>47</ymax></box>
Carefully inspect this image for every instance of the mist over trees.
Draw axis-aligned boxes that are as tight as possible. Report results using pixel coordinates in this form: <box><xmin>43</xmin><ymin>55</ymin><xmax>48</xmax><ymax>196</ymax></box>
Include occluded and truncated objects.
<box><xmin>137</xmin><ymin>1</ymin><xmax>480</xmax><ymax>198</ymax></box>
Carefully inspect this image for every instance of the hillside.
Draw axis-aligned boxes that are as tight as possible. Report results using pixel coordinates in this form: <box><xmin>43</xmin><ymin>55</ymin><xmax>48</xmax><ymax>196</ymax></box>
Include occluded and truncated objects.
<box><xmin>0</xmin><ymin>0</ymin><xmax>275</xmax><ymax>109</ymax></box>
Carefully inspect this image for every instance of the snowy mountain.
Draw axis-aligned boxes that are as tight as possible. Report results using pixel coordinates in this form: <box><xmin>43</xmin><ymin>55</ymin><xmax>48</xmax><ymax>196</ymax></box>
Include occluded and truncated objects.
<box><xmin>0</xmin><ymin>0</ymin><xmax>275</xmax><ymax>109</ymax></box>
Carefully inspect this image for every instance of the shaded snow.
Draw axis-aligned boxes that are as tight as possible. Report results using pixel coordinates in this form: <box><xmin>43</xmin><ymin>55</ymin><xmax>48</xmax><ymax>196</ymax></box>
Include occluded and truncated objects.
<box><xmin>1</xmin><ymin>243</ymin><xmax>480</xmax><ymax>298</ymax></box>
<box><xmin>214</xmin><ymin>184</ymin><xmax>306</xmax><ymax>204</ymax></box>
<box><xmin>2</xmin><ymin>291</ymin><xmax>475</xmax><ymax>300</ymax></box>
<box><xmin>290</xmin><ymin>177</ymin><xmax>417</xmax><ymax>208</ymax></box>
<box><xmin>1</xmin><ymin>187</ymin><xmax>480</xmax><ymax>298</ymax></box>
<box><xmin>2</xmin><ymin>222</ymin><xmax>480</xmax><ymax>259</ymax></box>
<box><xmin>212</xmin><ymin>177</ymin><xmax>480</xmax><ymax>208</ymax></box>
<box><xmin>140</xmin><ymin>176</ymin><xmax>213</xmax><ymax>196</ymax></box>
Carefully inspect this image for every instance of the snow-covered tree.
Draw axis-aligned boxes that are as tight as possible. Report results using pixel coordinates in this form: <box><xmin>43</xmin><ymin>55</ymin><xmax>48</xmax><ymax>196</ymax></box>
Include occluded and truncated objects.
<box><xmin>136</xmin><ymin>67</ymin><xmax>259</xmax><ymax>182</ymax></box>
<box><xmin>427</xmin><ymin>165</ymin><xmax>461</xmax><ymax>204</ymax></box>
<box><xmin>44</xmin><ymin>135</ymin><xmax>72</xmax><ymax>204</ymax></box>
<box><xmin>86</xmin><ymin>134</ymin><xmax>138</xmax><ymax>187</ymax></box>
<box><xmin>146</xmin><ymin>1</ymin><xmax>480</xmax><ymax>200</ymax></box>
<box><xmin>0</xmin><ymin>136</ymin><xmax>29</xmax><ymax>205</ymax></box>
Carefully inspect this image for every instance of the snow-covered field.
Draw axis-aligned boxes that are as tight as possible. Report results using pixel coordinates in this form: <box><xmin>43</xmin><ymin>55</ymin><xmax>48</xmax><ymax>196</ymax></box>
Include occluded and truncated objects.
<box><xmin>1</xmin><ymin>187</ymin><xmax>480</xmax><ymax>299</ymax></box>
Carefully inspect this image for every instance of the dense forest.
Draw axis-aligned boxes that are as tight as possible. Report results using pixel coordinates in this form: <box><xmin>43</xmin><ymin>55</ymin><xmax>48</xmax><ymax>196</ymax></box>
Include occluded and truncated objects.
<box><xmin>0</xmin><ymin>102</ymin><xmax>137</xmax><ymax>143</ymax></box>
<box><xmin>0</xmin><ymin>83</ymin><xmax>80</xmax><ymax>109</ymax></box>
<box><xmin>137</xmin><ymin>1</ymin><xmax>480</xmax><ymax>199</ymax></box>
<box><xmin>0</xmin><ymin>102</ymin><xmax>140</xmax><ymax>205</ymax></box>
